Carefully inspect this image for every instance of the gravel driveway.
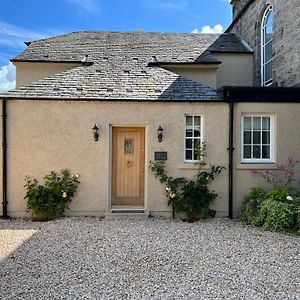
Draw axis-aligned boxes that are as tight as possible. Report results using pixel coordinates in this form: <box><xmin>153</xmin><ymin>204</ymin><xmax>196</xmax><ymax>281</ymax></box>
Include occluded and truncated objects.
<box><xmin>0</xmin><ymin>217</ymin><xmax>299</xmax><ymax>300</ymax></box>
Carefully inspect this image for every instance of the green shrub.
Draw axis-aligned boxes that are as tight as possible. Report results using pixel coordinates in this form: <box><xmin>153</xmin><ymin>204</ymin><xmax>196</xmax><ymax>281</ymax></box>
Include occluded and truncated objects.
<box><xmin>266</xmin><ymin>189</ymin><xmax>289</xmax><ymax>202</ymax></box>
<box><xmin>246</xmin><ymin>157</ymin><xmax>300</xmax><ymax>234</ymax></box>
<box><xmin>253</xmin><ymin>198</ymin><xmax>295</xmax><ymax>232</ymax></box>
<box><xmin>172</xmin><ymin>167</ymin><xmax>222</xmax><ymax>221</ymax></box>
<box><xmin>24</xmin><ymin>169</ymin><xmax>80</xmax><ymax>221</ymax></box>
<box><xmin>240</xmin><ymin>187</ymin><xmax>266</xmax><ymax>224</ymax></box>
<box><xmin>149</xmin><ymin>144</ymin><xmax>224</xmax><ymax>222</ymax></box>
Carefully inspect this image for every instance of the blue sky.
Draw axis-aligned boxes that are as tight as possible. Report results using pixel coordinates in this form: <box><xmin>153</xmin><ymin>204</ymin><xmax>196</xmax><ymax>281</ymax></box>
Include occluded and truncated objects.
<box><xmin>0</xmin><ymin>0</ymin><xmax>232</xmax><ymax>92</ymax></box>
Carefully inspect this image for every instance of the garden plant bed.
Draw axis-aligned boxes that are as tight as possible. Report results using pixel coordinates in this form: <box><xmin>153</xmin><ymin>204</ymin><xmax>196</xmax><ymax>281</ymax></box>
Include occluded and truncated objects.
<box><xmin>0</xmin><ymin>217</ymin><xmax>299</xmax><ymax>299</ymax></box>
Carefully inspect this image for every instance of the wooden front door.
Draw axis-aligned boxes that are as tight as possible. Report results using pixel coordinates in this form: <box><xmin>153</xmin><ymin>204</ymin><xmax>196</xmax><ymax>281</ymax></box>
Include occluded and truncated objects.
<box><xmin>112</xmin><ymin>127</ymin><xmax>145</xmax><ymax>206</ymax></box>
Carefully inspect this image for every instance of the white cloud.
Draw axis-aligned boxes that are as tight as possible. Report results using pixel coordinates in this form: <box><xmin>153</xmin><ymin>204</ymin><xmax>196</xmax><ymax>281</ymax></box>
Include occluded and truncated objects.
<box><xmin>0</xmin><ymin>21</ymin><xmax>63</xmax><ymax>49</ymax></box>
<box><xmin>192</xmin><ymin>24</ymin><xmax>224</xmax><ymax>34</ymax></box>
<box><xmin>0</xmin><ymin>62</ymin><xmax>16</xmax><ymax>93</ymax></box>
<box><xmin>66</xmin><ymin>0</ymin><xmax>101</xmax><ymax>14</ymax></box>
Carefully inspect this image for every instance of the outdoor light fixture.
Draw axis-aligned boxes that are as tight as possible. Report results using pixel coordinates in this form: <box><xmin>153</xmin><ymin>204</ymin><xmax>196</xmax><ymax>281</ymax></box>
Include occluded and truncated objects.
<box><xmin>151</xmin><ymin>55</ymin><xmax>158</xmax><ymax>63</ymax></box>
<box><xmin>92</xmin><ymin>124</ymin><xmax>99</xmax><ymax>141</ymax></box>
<box><xmin>157</xmin><ymin>125</ymin><xmax>163</xmax><ymax>142</ymax></box>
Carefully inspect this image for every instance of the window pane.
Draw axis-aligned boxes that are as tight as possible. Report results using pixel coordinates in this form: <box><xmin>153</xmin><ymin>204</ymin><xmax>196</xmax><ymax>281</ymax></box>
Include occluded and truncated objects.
<box><xmin>185</xmin><ymin>139</ymin><xmax>192</xmax><ymax>149</ymax></box>
<box><xmin>186</xmin><ymin>129</ymin><xmax>192</xmax><ymax>137</ymax></box>
<box><xmin>194</xmin><ymin>139</ymin><xmax>200</xmax><ymax>149</ymax></box>
<box><xmin>262</xmin><ymin>131</ymin><xmax>270</xmax><ymax>144</ymax></box>
<box><xmin>262</xmin><ymin>117</ymin><xmax>270</xmax><ymax>130</ymax></box>
<box><xmin>194</xmin><ymin>116</ymin><xmax>201</xmax><ymax>126</ymax></box>
<box><xmin>265</xmin><ymin>41</ymin><xmax>272</xmax><ymax>62</ymax></box>
<box><xmin>253</xmin><ymin>117</ymin><xmax>261</xmax><ymax>130</ymax></box>
<box><xmin>262</xmin><ymin>146</ymin><xmax>270</xmax><ymax>158</ymax></box>
<box><xmin>244</xmin><ymin>131</ymin><xmax>251</xmax><ymax>144</ymax></box>
<box><xmin>244</xmin><ymin>146</ymin><xmax>251</xmax><ymax>159</ymax></box>
<box><xmin>253</xmin><ymin>146</ymin><xmax>261</xmax><ymax>158</ymax></box>
<box><xmin>185</xmin><ymin>150</ymin><xmax>192</xmax><ymax>160</ymax></box>
<box><xmin>186</xmin><ymin>116</ymin><xmax>192</xmax><ymax>126</ymax></box>
<box><xmin>265</xmin><ymin>61</ymin><xmax>272</xmax><ymax>82</ymax></box>
<box><xmin>266</xmin><ymin>13</ymin><xmax>272</xmax><ymax>33</ymax></box>
<box><xmin>244</xmin><ymin>117</ymin><xmax>252</xmax><ymax>130</ymax></box>
<box><xmin>194</xmin><ymin>128</ymin><xmax>201</xmax><ymax>137</ymax></box>
<box><xmin>253</xmin><ymin>131</ymin><xmax>261</xmax><ymax>144</ymax></box>
<box><xmin>265</xmin><ymin>32</ymin><xmax>272</xmax><ymax>45</ymax></box>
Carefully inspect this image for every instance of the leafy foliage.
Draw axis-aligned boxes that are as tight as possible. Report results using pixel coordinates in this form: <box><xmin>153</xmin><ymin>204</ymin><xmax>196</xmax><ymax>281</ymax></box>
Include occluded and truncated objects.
<box><xmin>240</xmin><ymin>187</ymin><xmax>266</xmax><ymax>224</ymax></box>
<box><xmin>149</xmin><ymin>143</ymin><xmax>224</xmax><ymax>222</ymax></box>
<box><xmin>251</xmin><ymin>156</ymin><xmax>298</xmax><ymax>194</ymax></box>
<box><xmin>243</xmin><ymin>157</ymin><xmax>300</xmax><ymax>234</ymax></box>
<box><xmin>24</xmin><ymin>170</ymin><xmax>80</xmax><ymax>221</ymax></box>
<box><xmin>252</xmin><ymin>198</ymin><xmax>295</xmax><ymax>232</ymax></box>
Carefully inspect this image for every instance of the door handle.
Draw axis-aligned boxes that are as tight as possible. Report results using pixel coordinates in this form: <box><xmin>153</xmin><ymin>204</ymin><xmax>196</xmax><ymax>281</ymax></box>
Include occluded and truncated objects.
<box><xmin>127</xmin><ymin>160</ymin><xmax>133</xmax><ymax>167</ymax></box>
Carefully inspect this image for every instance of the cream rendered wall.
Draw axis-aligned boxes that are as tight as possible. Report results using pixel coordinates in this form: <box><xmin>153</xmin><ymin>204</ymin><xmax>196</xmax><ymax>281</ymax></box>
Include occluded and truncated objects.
<box><xmin>163</xmin><ymin>54</ymin><xmax>253</xmax><ymax>89</ymax></box>
<box><xmin>232</xmin><ymin>103</ymin><xmax>300</xmax><ymax>217</ymax></box>
<box><xmin>162</xmin><ymin>66</ymin><xmax>218</xmax><ymax>89</ymax></box>
<box><xmin>214</xmin><ymin>53</ymin><xmax>253</xmax><ymax>88</ymax></box>
<box><xmin>6</xmin><ymin>100</ymin><xmax>229</xmax><ymax>217</ymax></box>
<box><xmin>14</xmin><ymin>62</ymin><xmax>82</xmax><ymax>87</ymax></box>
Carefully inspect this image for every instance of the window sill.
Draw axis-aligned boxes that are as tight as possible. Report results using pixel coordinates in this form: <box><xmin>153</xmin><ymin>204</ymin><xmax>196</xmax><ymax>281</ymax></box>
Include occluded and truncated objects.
<box><xmin>178</xmin><ymin>163</ymin><xmax>210</xmax><ymax>170</ymax></box>
<box><xmin>236</xmin><ymin>163</ymin><xmax>278</xmax><ymax>170</ymax></box>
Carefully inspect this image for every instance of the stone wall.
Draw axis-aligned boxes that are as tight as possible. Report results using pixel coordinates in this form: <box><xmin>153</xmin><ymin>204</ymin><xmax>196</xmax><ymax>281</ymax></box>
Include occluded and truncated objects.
<box><xmin>229</xmin><ymin>0</ymin><xmax>300</xmax><ymax>87</ymax></box>
<box><xmin>231</xmin><ymin>0</ymin><xmax>251</xmax><ymax>19</ymax></box>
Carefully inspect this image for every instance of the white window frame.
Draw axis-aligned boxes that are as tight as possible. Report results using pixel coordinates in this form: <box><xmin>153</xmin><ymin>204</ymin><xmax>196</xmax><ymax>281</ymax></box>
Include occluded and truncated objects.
<box><xmin>261</xmin><ymin>5</ymin><xmax>273</xmax><ymax>86</ymax></box>
<box><xmin>184</xmin><ymin>115</ymin><xmax>202</xmax><ymax>163</ymax></box>
<box><xmin>241</xmin><ymin>115</ymin><xmax>275</xmax><ymax>163</ymax></box>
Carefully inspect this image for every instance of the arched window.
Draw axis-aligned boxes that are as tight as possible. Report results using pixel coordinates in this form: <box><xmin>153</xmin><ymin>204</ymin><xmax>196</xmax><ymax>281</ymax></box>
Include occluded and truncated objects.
<box><xmin>261</xmin><ymin>5</ymin><xmax>273</xmax><ymax>86</ymax></box>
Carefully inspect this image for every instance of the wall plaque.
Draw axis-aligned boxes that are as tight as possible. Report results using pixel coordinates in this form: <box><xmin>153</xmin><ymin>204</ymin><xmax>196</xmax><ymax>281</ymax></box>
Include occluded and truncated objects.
<box><xmin>154</xmin><ymin>151</ymin><xmax>168</xmax><ymax>161</ymax></box>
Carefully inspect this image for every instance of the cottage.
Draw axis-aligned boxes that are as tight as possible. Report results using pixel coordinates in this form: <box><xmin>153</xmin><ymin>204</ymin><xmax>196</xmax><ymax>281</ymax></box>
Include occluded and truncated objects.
<box><xmin>1</xmin><ymin>0</ymin><xmax>299</xmax><ymax>218</ymax></box>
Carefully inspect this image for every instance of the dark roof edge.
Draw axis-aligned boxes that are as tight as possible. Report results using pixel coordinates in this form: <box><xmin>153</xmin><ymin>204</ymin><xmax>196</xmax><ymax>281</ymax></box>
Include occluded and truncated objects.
<box><xmin>0</xmin><ymin>96</ymin><xmax>222</xmax><ymax>102</ymax></box>
<box><xmin>220</xmin><ymin>86</ymin><xmax>300</xmax><ymax>102</ymax></box>
<box><xmin>11</xmin><ymin>59</ymin><xmax>93</xmax><ymax>65</ymax></box>
<box><xmin>148</xmin><ymin>61</ymin><xmax>221</xmax><ymax>67</ymax></box>
<box><xmin>209</xmin><ymin>50</ymin><xmax>253</xmax><ymax>54</ymax></box>
<box><xmin>225</xmin><ymin>0</ymin><xmax>255</xmax><ymax>33</ymax></box>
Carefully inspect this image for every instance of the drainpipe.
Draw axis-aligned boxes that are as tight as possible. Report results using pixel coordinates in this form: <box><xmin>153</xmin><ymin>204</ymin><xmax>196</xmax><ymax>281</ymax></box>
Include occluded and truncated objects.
<box><xmin>2</xmin><ymin>98</ymin><xmax>8</xmax><ymax>219</ymax></box>
<box><xmin>228</xmin><ymin>99</ymin><xmax>235</xmax><ymax>219</ymax></box>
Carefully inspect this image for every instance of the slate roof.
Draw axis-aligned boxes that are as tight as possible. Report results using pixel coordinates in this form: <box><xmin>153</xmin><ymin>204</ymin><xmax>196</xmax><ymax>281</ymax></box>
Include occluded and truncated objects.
<box><xmin>1</xmin><ymin>31</ymin><xmax>253</xmax><ymax>101</ymax></box>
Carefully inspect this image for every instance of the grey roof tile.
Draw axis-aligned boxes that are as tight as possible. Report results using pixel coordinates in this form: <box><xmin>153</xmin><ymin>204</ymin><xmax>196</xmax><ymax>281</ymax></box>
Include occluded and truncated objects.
<box><xmin>2</xmin><ymin>64</ymin><xmax>219</xmax><ymax>101</ymax></box>
<box><xmin>208</xmin><ymin>33</ymin><xmax>253</xmax><ymax>53</ymax></box>
<box><xmin>1</xmin><ymin>31</ymin><xmax>251</xmax><ymax>101</ymax></box>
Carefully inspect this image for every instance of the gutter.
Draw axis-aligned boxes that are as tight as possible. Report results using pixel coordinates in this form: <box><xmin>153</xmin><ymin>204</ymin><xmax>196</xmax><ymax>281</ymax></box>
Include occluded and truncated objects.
<box><xmin>147</xmin><ymin>61</ymin><xmax>221</xmax><ymax>67</ymax></box>
<box><xmin>220</xmin><ymin>88</ymin><xmax>235</xmax><ymax>219</ymax></box>
<box><xmin>2</xmin><ymin>98</ymin><xmax>8</xmax><ymax>219</ymax></box>
<box><xmin>228</xmin><ymin>99</ymin><xmax>234</xmax><ymax>219</ymax></box>
<box><xmin>0</xmin><ymin>96</ymin><xmax>223</xmax><ymax>103</ymax></box>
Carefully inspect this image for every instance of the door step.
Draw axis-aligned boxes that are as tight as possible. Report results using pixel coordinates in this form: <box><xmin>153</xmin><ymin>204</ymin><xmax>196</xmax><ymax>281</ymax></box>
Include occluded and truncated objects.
<box><xmin>105</xmin><ymin>210</ymin><xmax>149</xmax><ymax>218</ymax></box>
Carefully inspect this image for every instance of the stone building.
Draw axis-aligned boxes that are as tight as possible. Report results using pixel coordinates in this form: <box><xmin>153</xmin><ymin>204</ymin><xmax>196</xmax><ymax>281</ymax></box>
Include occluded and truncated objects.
<box><xmin>0</xmin><ymin>2</ymin><xmax>299</xmax><ymax>219</ymax></box>
<box><xmin>227</xmin><ymin>0</ymin><xmax>300</xmax><ymax>87</ymax></box>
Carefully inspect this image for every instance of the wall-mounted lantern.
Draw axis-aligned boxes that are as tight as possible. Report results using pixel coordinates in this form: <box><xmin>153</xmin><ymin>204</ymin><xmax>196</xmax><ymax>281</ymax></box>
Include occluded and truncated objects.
<box><xmin>157</xmin><ymin>125</ymin><xmax>163</xmax><ymax>142</ymax></box>
<box><xmin>92</xmin><ymin>124</ymin><xmax>99</xmax><ymax>141</ymax></box>
<box><xmin>151</xmin><ymin>55</ymin><xmax>158</xmax><ymax>63</ymax></box>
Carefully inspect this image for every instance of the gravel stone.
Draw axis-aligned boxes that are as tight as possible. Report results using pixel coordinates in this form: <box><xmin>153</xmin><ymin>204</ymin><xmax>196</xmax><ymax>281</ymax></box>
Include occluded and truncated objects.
<box><xmin>0</xmin><ymin>217</ymin><xmax>299</xmax><ymax>299</ymax></box>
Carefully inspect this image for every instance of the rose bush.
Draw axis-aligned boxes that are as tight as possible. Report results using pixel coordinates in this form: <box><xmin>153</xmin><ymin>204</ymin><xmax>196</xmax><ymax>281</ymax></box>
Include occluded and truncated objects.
<box><xmin>24</xmin><ymin>169</ymin><xmax>80</xmax><ymax>221</ymax></box>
